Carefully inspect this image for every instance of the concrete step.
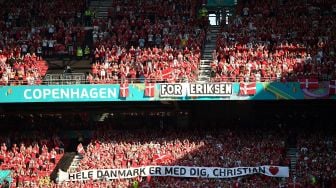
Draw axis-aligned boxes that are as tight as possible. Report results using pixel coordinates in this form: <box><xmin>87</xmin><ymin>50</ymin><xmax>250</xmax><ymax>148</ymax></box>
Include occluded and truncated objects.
<box><xmin>203</xmin><ymin>49</ymin><xmax>214</xmax><ymax>52</ymax></box>
<box><xmin>198</xmin><ymin>77</ymin><xmax>210</xmax><ymax>82</ymax></box>
<box><xmin>90</xmin><ymin>1</ymin><xmax>113</xmax><ymax>6</ymax></box>
<box><xmin>203</xmin><ymin>47</ymin><xmax>214</xmax><ymax>49</ymax></box>
<box><xmin>202</xmin><ymin>55</ymin><xmax>213</xmax><ymax>58</ymax></box>
<box><xmin>204</xmin><ymin>44</ymin><xmax>216</xmax><ymax>47</ymax></box>
<box><xmin>210</xmin><ymin>26</ymin><xmax>221</xmax><ymax>30</ymax></box>
<box><xmin>199</xmin><ymin>71</ymin><xmax>211</xmax><ymax>74</ymax></box>
<box><xmin>198</xmin><ymin>75</ymin><xmax>211</xmax><ymax>78</ymax></box>
<box><xmin>203</xmin><ymin>50</ymin><xmax>214</xmax><ymax>53</ymax></box>
<box><xmin>98</xmin><ymin>12</ymin><xmax>109</xmax><ymax>15</ymax></box>
<box><xmin>95</xmin><ymin>7</ymin><xmax>111</xmax><ymax>11</ymax></box>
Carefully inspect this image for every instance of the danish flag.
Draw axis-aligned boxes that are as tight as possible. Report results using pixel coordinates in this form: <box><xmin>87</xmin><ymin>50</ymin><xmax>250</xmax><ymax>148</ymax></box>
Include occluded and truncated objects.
<box><xmin>298</xmin><ymin>78</ymin><xmax>319</xmax><ymax>89</ymax></box>
<box><xmin>329</xmin><ymin>80</ymin><xmax>336</xmax><ymax>95</ymax></box>
<box><xmin>153</xmin><ymin>154</ymin><xmax>172</xmax><ymax>164</ymax></box>
<box><xmin>77</xmin><ymin>144</ymin><xmax>85</xmax><ymax>154</ymax></box>
<box><xmin>162</xmin><ymin>68</ymin><xmax>173</xmax><ymax>79</ymax></box>
<box><xmin>145</xmin><ymin>83</ymin><xmax>155</xmax><ymax>97</ymax></box>
<box><xmin>239</xmin><ymin>82</ymin><xmax>256</xmax><ymax>96</ymax></box>
<box><xmin>119</xmin><ymin>83</ymin><xmax>129</xmax><ymax>98</ymax></box>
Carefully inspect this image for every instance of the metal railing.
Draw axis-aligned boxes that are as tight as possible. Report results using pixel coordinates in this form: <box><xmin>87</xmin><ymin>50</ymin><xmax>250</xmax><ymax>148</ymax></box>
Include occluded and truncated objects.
<box><xmin>0</xmin><ymin>72</ymin><xmax>333</xmax><ymax>86</ymax></box>
<box><xmin>44</xmin><ymin>73</ymin><xmax>87</xmax><ymax>85</ymax></box>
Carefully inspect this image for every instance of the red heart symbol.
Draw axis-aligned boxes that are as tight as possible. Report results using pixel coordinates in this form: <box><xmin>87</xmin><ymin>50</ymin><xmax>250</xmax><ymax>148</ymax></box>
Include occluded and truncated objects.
<box><xmin>269</xmin><ymin>166</ymin><xmax>279</xmax><ymax>175</ymax></box>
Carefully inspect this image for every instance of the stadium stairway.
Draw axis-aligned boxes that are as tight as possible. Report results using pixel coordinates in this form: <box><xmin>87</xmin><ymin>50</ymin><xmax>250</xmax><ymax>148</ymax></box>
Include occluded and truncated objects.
<box><xmin>202</xmin><ymin>25</ymin><xmax>219</xmax><ymax>60</ymax></box>
<box><xmin>50</xmin><ymin>152</ymin><xmax>76</xmax><ymax>182</ymax></box>
<box><xmin>67</xmin><ymin>154</ymin><xmax>84</xmax><ymax>173</ymax></box>
<box><xmin>198</xmin><ymin>25</ymin><xmax>220</xmax><ymax>82</ymax></box>
<box><xmin>287</xmin><ymin>148</ymin><xmax>298</xmax><ymax>177</ymax></box>
<box><xmin>90</xmin><ymin>0</ymin><xmax>113</xmax><ymax>19</ymax></box>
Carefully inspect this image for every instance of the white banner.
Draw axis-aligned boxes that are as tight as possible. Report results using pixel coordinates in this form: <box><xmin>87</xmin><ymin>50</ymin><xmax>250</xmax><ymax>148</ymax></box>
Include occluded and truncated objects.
<box><xmin>159</xmin><ymin>83</ymin><xmax>188</xmax><ymax>97</ymax></box>
<box><xmin>188</xmin><ymin>83</ymin><xmax>232</xmax><ymax>97</ymax></box>
<box><xmin>159</xmin><ymin>83</ymin><xmax>232</xmax><ymax>97</ymax></box>
<box><xmin>58</xmin><ymin>165</ymin><xmax>289</xmax><ymax>182</ymax></box>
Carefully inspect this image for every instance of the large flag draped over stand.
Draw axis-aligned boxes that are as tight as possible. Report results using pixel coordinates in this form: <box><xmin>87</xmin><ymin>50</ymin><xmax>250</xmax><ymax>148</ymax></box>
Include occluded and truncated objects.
<box><xmin>145</xmin><ymin>83</ymin><xmax>155</xmax><ymax>97</ymax></box>
<box><xmin>298</xmin><ymin>78</ymin><xmax>319</xmax><ymax>89</ymax></box>
<box><xmin>239</xmin><ymin>82</ymin><xmax>256</xmax><ymax>96</ymax></box>
<box><xmin>119</xmin><ymin>83</ymin><xmax>129</xmax><ymax>98</ymax></box>
<box><xmin>329</xmin><ymin>80</ymin><xmax>336</xmax><ymax>95</ymax></box>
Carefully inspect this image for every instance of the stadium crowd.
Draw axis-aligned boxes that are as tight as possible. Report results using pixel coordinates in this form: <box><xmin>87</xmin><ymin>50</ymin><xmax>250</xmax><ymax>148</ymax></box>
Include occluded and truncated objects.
<box><xmin>0</xmin><ymin>0</ymin><xmax>336</xmax><ymax>187</ymax></box>
<box><xmin>0</xmin><ymin>0</ymin><xmax>86</xmax><ymax>56</ymax></box>
<box><xmin>64</xmin><ymin>127</ymin><xmax>288</xmax><ymax>188</ymax></box>
<box><xmin>211</xmin><ymin>0</ymin><xmax>336</xmax><ymax>82</ymax></box>
<box><xmin>0</xmin><ymin>133</ymin><xmax>63</xmax><ymax>187</ymax></box>
<box><xmin>0</xmin><ymin>51</ymin><xmax>48</xmax><ymax>85</ymax></box>
<box><xmin>0</xmin><ymin>111</ymin><xmax>335</xmax><ymax>187</ymax></box>
<box><xmin>1</xmin><ymin>0</ymin><xmax>335</xmax><ymax>85</ymax></box>
<box><xmin>0</xmin><ymin>114</ymin><xmax>86</xmax><ymax>187</ymax></box>
<box><xmin>295</xmin><ymin>131</ymin><xmax>336</xmax><ymax>187</ymax></box>
<box><xmin>0</xmin><ymin>0</ymin><xmax>89</xmax><ymax>86</ymax></box>
<box><xmin>88</xmin><ymin>0</ymin><xmax>207</xmax><ymax>83</ymax></box>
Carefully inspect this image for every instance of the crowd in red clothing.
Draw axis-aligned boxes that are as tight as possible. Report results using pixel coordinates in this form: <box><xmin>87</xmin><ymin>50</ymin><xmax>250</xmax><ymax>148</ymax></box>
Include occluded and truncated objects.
<box><xmin>0</xmin><ymin>0</ymin><xmax>86</xmax><ymax>57</ymax></box>
<box><xmin>0</xmin><ymin>51</ymin><xmax>48</xmax><ymax>85</ymax></box>
<box><xmin>211</xmin><ymin>0</ymin><xmax>336</xmax><ymax>82</ymax></box>
<box><xmin>0</xmin><ymin>111</ymin><xmax>335</xmax><ymax>187</ymax></box>
<box><xmin>295</xmin><ymin>132</ymin><xmax>336</xmax><ymax>187</ymax></box>
<box><xmin>89</xmin><ymin>0</ymin><xmax>207</xmax><ymax>83</ymax></box>
<box><xmin>0</xmin><ymin>135</ymin><xmax>63</xmax><ymax>187</ymax></box>
<box><xmin>89</xmin><ymin>46</ymin><xmax>200</xmax><ymax>84</ymax></box>
<box><xmin>57</xmin><ymin>127</ymin><xmax>288</xmax><ymax>188</ymax></box>
<box><xmin>0</xmin><ymin>0</ymin><xmax>90</xmax><ymax>85</ymax></box>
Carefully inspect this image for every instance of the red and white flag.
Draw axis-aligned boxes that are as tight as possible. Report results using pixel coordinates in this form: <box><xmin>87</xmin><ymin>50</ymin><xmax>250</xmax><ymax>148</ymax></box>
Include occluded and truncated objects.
<box><xmin>145</xmin><ymin>83</ymin><xmax>155</xmax><ymax>97</ymax></box>
<box><xmin>239</xmin><ymin>82</ymin><xmax>256</xmax><ymax>96</ymax></box>
<box><xmin>162</xmin><ymin>68</ymin><xmax>173</xmax><ymax>79</ymax></box>
<box><xmin>329</xmin><ymin>80</ymin><xmax>336</xmax><ymax>95</ymax></box>
<box><xmin>119</xmin><ymin>83</ymin><xmax>129</xmax><ymax>98</ymax></box>
<box><xmin>153</xmin><ymin>154</ymin><xmax>172</xmax><ymax>164</ymax></box>
<box><xmin>298</xmin><ymin>78</ymin><xmax>319</xmax><ymax>89</ymax></box>
<box><xmin>77</xmin><ymin>144</ymin><xmax>85</xmax><ymax>154</ymax></box>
